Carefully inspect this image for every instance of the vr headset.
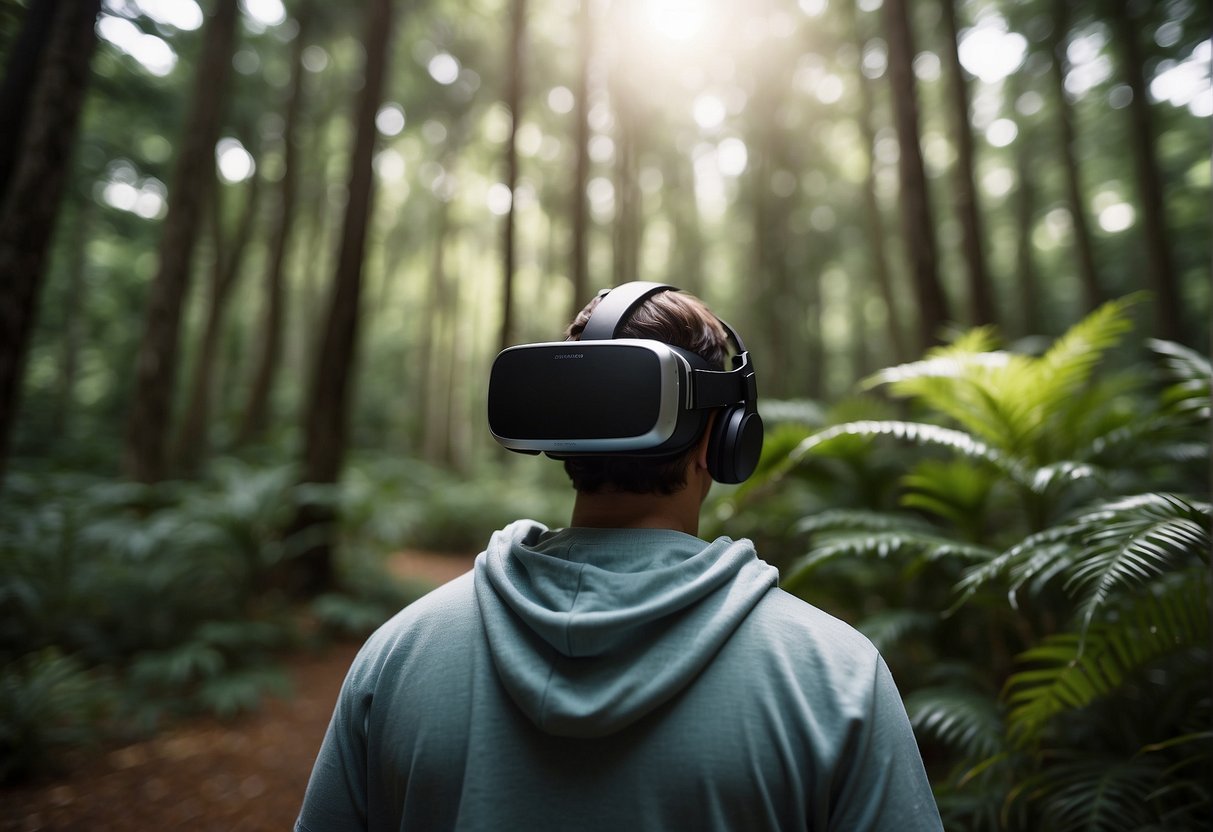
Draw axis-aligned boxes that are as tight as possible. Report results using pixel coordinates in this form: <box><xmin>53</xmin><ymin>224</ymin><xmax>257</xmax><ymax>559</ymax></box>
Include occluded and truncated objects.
<box><xmin>487</xmin><ymin>281</ymin><xmax>764</xmax><ymax>484</ymax></box>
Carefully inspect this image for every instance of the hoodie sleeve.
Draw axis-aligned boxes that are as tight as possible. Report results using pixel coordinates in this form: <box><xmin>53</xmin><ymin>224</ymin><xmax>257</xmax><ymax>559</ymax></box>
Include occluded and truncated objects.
<box><xmin>294</xmin><ymin>648</ymin><xmax>376</xmax><ymax>832</ymax></box>
<box><xmin>826</xmin><ymin>655</ymin><xmax>943</xmax><ymax>832</ymax></box>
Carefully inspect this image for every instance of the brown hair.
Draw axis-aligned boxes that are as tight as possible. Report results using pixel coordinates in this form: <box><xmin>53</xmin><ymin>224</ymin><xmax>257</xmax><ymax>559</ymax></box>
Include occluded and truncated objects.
<box><xmin>561</xmin><ymin>289</ymin><xmax>730</xmax><ymax>495</ymax></box>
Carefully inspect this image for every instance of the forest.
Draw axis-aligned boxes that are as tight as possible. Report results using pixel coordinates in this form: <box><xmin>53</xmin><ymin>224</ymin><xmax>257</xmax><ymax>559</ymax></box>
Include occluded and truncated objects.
<box><xmin>0</xmin><ymin>0</ymin><xmax>1210</xmax><ymax>829</ymax></box>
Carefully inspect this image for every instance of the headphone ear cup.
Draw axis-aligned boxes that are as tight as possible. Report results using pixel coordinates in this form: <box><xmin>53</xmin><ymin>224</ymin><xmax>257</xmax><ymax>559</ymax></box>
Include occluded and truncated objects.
<box><xmin>708</xmin><ymin>407</ymin><xmax>764</xmax><ymax>484</ymax></box>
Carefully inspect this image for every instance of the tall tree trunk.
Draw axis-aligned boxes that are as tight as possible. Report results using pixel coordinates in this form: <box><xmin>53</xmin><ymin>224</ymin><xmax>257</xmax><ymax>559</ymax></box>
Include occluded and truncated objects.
<box><xmin>1048</xmin><ymin>0</ymin><xmax>1103</xmax><ymax>313</ymax></box>
<box><xmin>500</xmin><ymin>0</ymin><xmax>527</xmax><ymax>352</ymax></box>
<box><xmin>0</xmin><ymin>0</ymin><xmax>100</xmax><ymax>484</ymax></box>
<box><xmin>612</xmin><ymin>97</ymin><xmax>641</xmax><ymax>286</ymax></box>
<box><xmin>568</xmin><ymin>0</ymin><xmax>593</xmax><ymax>320</ymax></box>
<box><xmin>0</xmin><ymin>0</ymin><xmax>60</xmax><ymax>201</ymax></box>
<box><xmin>421</xmin><ymin>198</ymin><xmax>454</xmax><ymax>462</ymax></box>
<box><xmin>883</xmin><ymin>0</ymin><xmax>950</xmax><ymax>351</ymax></box>
<box><xmin>173</xmin><ymin>170</ymin><xmax>262</xmax><ymax>474</ymax></box>
<box><xmin>663</xmin><ymin>148</ymin><xmax>703</xmax><ymax>297</ymax></box>
<box><xmin>240</xmin><ymin>1</ymin><xmax>313</xmax><ymax>444</ymax></box>
<box><xmin>940</xmin><ymin>0</ymin><xmax>995</xmax><ymax>326</ymax></box>
<box><xmin>609</xmin><ymin>0</ymin><xmax>642</xmax><ymax>288</ymax></box>
<box><xmin>804</xmin><ymin>260</ymin><xmax>824</xmax><ymax>400</ymax></box>
<box><xmin>1008</xmin><ymin>72</ymin><xmax>1041</xmax><ymax>337</ymax></box>
<box><xmin>287</xmin><ymin>0</ymin><xmax>394</xmax><ymax>597</ymax></box>
<box><xmin>848</xmin><ymin>0</ymin><xmax>905</xmax><ymax>363</ymax></box>
<box><xmin>122</xmin><ymin>0</ymin><xmax>240</xmax><ymax>483</ymax></box>
<box><xmin>54</xmin><ymin>199</ymin><xmax>92</xmax><ymax>438</ymax></box>
<box><xmin>1108</xmin><ymin>0</ymin><xmax>1182</xmax><ymax>342</ymax></box>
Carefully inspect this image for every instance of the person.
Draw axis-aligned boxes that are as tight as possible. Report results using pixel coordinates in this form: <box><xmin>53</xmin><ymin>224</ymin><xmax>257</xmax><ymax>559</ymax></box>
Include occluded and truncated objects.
<box><xmin>295</xmin><ymin>285</ymin><xmax>943</xmax><ymax>832</ymax></box>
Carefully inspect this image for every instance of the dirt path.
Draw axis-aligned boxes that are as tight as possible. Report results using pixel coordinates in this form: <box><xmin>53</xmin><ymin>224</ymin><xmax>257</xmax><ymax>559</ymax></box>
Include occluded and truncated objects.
<box><xmin>2</xmin><ymin>551</ymin><xmax>476</xmax><ymax>832</ymax></box>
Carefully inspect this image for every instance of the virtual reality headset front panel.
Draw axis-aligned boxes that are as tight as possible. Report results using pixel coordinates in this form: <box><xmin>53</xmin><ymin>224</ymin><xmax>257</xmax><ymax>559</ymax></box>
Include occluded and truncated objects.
<box><xmin>487</xmin><ymin>339</ymin><xmax>708</xmax><ymax>455</ymax></box>
<box><xmin>485</xmin><ymin>281</ymin><xmax>763</xmax><ymax>482</ymax></box>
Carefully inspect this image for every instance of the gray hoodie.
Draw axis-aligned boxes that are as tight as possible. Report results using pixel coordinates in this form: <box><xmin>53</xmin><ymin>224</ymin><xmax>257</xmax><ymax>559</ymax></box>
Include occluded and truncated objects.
<box><xmin>296</xmin><ymin>520</ymin><xmax>943</xmax><ymax>831</ymax></box>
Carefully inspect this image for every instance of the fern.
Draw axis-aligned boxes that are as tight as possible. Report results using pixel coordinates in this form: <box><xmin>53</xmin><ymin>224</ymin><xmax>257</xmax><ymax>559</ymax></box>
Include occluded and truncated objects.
<box><xmin>906</xmin><ymin>686</ymin><xmax>1004</xmax><ymax>759</ymax></box>
<box><xmin>1065</xmin><ymin>494</ymin><xmax>1211</xmax><ymax>632</ymax></box>
<box><xmin>863</xmin><ymin>298</ymin><xmax>1138</xmax><ymax>461</ymax></box>
<box><xmin>952</xmin><ymin>494</ymin><xmax>1210</xmax><ymax>621</ymax></box>
<box><xmin>1013</xmin><ymin>756</ymin><xmax>1163</xmax><ymax>832</ymax></box>
<box><xmin>788</xmin><ymin>420</ymin><xmax>1013</xmax><ymax>472</ymax></box>
<box><xmin>1002</xmin><ymin>573</ymin><xmax>1209</xmax><ymax>746</ymax></box>
<box><xmin>793</xmin><ymin>508</ymin><xmax>936</xmax><ymax>535</ymax></box>
<box><xmin>854</xmin><ymin>609</ymin><xmax>937</xmax><ymax>653</ymax></box>
<box><xmin>785</xmin><ymin>528</ymin><xmax>995</xmax><ymax>589</ymax></box>
<box><xmin>1150</xmin><ymin>338</ymin><xmax>1212</xmax><ymax>419</ymax></box>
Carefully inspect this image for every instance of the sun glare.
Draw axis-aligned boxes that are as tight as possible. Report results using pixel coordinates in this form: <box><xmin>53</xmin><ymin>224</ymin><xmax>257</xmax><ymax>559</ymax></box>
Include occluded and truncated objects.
<box><xmin>644</xmin><ymin>0</ymin><xmax>706</xmax><ymax>42</ymax></box>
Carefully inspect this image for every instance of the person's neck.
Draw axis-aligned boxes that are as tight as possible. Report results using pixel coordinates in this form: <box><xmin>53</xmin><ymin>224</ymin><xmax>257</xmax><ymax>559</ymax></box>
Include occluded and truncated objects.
<box><xmin>569</xmin><ymin>488</ymin><xmax>702</xmax><ymax>537</ymax></box>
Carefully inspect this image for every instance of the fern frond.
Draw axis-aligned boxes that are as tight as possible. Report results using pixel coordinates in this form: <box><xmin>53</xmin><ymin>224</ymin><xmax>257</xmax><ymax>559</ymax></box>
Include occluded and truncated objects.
<box><xmin>952</xmin><ymin>494</ymin><xmax>1210</xmax><ymax>616</ymax></box>
<box><xmin>854</xmin><ymin>609</ymin><xmax>936</xmax><ymax>652</ymax></box>
<box><xmin>788</xmin><ymin>420</ymin><xmax>1012</xmax><ymax>471</ymax></box>
<box><xmin>1030</xmin><ymin>296</ymin><xmax>1137</xmax><ymax>419</ymax></box>
<box><xmin>906</xmin><ymin>686</ymin><xmax>1004</xmax><ymax>759</ymax></box>
<box><xmin>786</xmin><ymin>529</ymin><xmax>996</xmax><ymax>582</ymax></box>
<box><xmin>1149</xmin><ymin>338</ymin><xmax>1212</xmax><ymax>386</ymax></box>
<box><xmin>1003</xmin><ymin>573</ymin><xmax>1209</xmax><ymax>745</ymax></box>
<box><xmin>1065</xmin><ymin>494</ymin><xmax>1211</xmax><ymax>631</ymax></box>
<box><xmin>864</xmin><ymin>344</ymin><xmax>1031</xmax><ymax>450</ymax></box>
<box><xmin>793</xmin><ymin>508</ymin><xmax>934</xmax><ymax>536</ymax></box>
<box><xmin>1015</xmin><ymin>756</ymin><xmax>1162</xmax><ymax>832</ymax></box>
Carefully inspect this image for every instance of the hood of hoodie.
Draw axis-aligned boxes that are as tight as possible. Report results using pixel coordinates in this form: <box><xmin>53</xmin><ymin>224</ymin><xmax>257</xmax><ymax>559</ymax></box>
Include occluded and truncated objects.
<box><xmin>473</xmin><ymin>519</ymin><xmax>778</xmax><ymax>738</ymax></box>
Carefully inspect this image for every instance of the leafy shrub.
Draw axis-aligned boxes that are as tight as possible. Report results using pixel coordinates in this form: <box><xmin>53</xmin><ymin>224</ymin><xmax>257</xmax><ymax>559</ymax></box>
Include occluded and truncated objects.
<box><xmin>741</xmin><ymin>300</ymin><xmax>1212</xmax><ymax>830</ymax></box>
<box><xmin>0</xmin><ymin>461</ymin><xmax>309</xmax><ymax>780</ymax></box>
<box><xmin>0</xmin><ymin>649</ymin><xmax>116</xmax><ymax>781</ymax></box>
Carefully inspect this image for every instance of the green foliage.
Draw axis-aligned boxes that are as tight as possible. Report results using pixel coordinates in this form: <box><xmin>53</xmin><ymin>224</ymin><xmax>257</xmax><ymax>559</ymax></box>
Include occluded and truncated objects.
<box><xmin>0</xmin><ymin>462</ymin><xmax>314</xmax><ymax>780</ymax></box>
<box><xmin>0</xmin><ymin>649</ymin><xmax>116</xmax><ymax>781</ymax></box>
<box><xmin>340</xmin><ymin>454</ymin><xmax>573</xmax><ymax>554</ymax></box>
<box><xmin>745</xmin><ymin>305</ymin><xmax>1212</xmax><ymax>830</ymax></box>
<box><xmin>1002</xmin><ymin>572</ymin><xmax>1208</xmax><ymax>747</ymax></box>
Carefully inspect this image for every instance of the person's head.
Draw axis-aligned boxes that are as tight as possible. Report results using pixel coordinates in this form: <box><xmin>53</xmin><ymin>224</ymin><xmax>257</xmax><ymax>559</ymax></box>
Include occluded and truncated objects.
<box><xmin>561</xmin><ymin>289</ymin><xmax>730</xmax><ymax>495</ymax></box>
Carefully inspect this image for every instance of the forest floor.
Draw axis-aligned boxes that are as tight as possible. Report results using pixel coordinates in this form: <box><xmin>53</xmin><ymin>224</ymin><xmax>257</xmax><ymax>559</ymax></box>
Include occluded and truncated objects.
<box><xmin>1</xmin><ymin>550</ymin><xmax>475</xmax><ymax>832</ymax></box>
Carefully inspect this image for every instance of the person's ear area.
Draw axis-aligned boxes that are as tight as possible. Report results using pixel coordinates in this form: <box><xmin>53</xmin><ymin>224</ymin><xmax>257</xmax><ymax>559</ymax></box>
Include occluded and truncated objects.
<box><xmin>694</xmin><ymin>410</ymin><xmax>717</xmax><ymax>471</ymax></box>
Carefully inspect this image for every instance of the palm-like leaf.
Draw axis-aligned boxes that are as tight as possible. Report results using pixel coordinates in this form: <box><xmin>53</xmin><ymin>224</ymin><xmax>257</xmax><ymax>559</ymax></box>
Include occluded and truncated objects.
<box><xmin>954</xmin><ymin>494</ymin><xmax>1210</xmax><ymax>625</ymax></box>
<box><xmin>853</xmin><ymin>609</ymin><xmax>937</xmax><ymax>653</ymax></box>
<box><xmin>864</xmin><ymin>298</ymin><xmax>1138</xmax><ymax>461</ymax></box>
<box><xmin>905</xmin><ymin>686</ymin><xmax>1004</xmax><ymax>759</ymax></box>
<box><xmin>786</xmin><ymin>420</ymin><xmax>1102</xmax><ymax>499</ymax></box>
<box><xmin>1065</xmin><ymin>494</ymin><xmax>1211</xmax><ymax>631</ymax></box>
<box><xmin>1003</xmin><ymin>572</ymin><xmax>1209</xmax><ymax>746</ymax></box>
<box><xmin>785</xmin><ymin>529</ymin><xmax>995</xmax><ymax>590</ymax></box>
<box><xmin>1014</xmin><ymin>756</ymin><xmax>1163</xmax><ymax>832</ymax></box>
<box><xmin>1149</xmin><ymin>338</ymin><xmax>1212</xmax><ymax>421</ymax></box>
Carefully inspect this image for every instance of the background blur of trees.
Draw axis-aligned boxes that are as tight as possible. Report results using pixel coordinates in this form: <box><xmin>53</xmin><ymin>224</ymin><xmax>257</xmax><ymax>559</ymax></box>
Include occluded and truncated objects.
<box><xmin>3</xmin><ymin>0</ymin><xmax>1208</xmax><ymax>485</ymax></box>
<box><xmin>1</xmin><ymin>0</ymin><xmax>1210</xmax><ymax>824</ymax></box>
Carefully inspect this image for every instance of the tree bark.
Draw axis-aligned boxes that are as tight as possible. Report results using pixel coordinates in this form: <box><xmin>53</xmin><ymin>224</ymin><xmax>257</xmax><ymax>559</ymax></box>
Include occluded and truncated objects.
<box><xmin>1048</xmin><ymin>0</ymin><xmax>1103</xmax><ymax>313</ymax></box>
<box><xmin>612</xmin><ymin>96</ymin><xmax>641</xmax><ymax>287</ymax></box>
<box><xmin>122</xmin><ymin>0</ymin><xmax>240</xmax><ymax>483</ymax></box>
<box><xmin>239</xmin><ymin>2</ymin><xmax>313</xmax><ymax>444</ymax></box>
<box><xmin>940</xmin><ymin>0</ymin><xmax>995</xmax><ymax>326</ymax></box>
<box><xmin>173</xmin><ymin>169</ymin><xmax>262</xmax><ymax>474</ymax></box>
<box><xmin>421</xmin><ymin>192</ymin><xmax>455</xmax><ymax>463</ymax></box>
<box><xmin>568</xmin><ymin>0</ymin><xmax>593</xmax><ymax>320</ymax></box>
<box><xmin>287</xmin><ymin>0</ymin><xmax>394</xmax><ymax>597</ymax></box>
<box><xmin>500</xmin><ymin>0</ymin><xmax>527</xmax><ymax>352</ymax></box>
<box><xmin>53</xmin><ymin>199</ymin><xmax>92</xmax><ymax>438</ymax></box>
<box><xmin>663</xmin><ymin>147</ymin><xmax>703</xmax><ymax>298</ymax></box>
<box><xmin>1108</xmin><ymin>0</ymin><xmax>1182</xmax><ymax>342</ymax></box>
<box><xmin>0</xmin><ymin>0</ymin><xmax>59</xmax><ymax>202</ymax></box>
<box><xmin>0</xmin><ymin>0</ymin><xmax>100</xmax><ymax>484</ymax></box>
<box><xmin>1007</xmin><ymin>72</ymin><xmax>1041</xmax><ymax>337</ymax></box>
<box><xmin>848</xmin><ymin>0</ymin><xmax>905</xmax><ymax>364</ymax></box>
<box><xmin>883</xmin><ymin>0</ymin><xmax>950</xmax><ymax>351</ymax></box>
